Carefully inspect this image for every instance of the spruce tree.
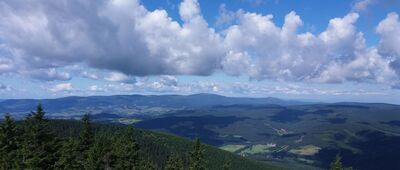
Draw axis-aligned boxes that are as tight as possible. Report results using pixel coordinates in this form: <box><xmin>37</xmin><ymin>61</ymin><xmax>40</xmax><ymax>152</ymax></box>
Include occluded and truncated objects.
<box><xmin>79</xmin><ymin>113</ymin><xmax>93</xmax><ymax>152</ymax></box>
<box><xmin>139</xmin><ymin>159</ymin><xmax>156</xmax><ymax>170</ymax></box>
<box><xmin>165</xmin><ymin>153</ymin><xmax>184</xmax><ymax>170</ymax></box>
<box><xmin>77</xmin><ymin>113</ymin><xmax>94</xmax><ymax>167</ymax></box>
<box><xmin>222</xmin><ymin>158</ymin><xmax>232</xmax><ymax>170</ymax></box>
<box><xmin>0</xmin><ymin>113</ymin><xmax>20</xmax><ymax>169</ymax></box>
<box><xmin>112</xmin><ymin>126</ymin><xmax>140</xmax><ymax>169</ymax></box>
<box><xmin>330</xmin><ymin>153</ymin><xmax>353</xmax><ymax>170</ymax></box>
<box><xmin>189</xmin><ymin>138</ymin><xmax>206</xmax><ymax>170</ymax></box>
<box><xmin>83</xmin><ymin>134</ymin><xmax>114</xmax><ymax>170</ymax></box>
<box><xmin>22</xmin><ymin>103</ymin><xmax>59</xmax><ymax>169</ymax></box>
<box><xmin>55</xmin><ymin>138</ymin><xmax>80</xmax><ymax>169</ymax></box>
<box><xmin>330</xmin><ymin>154</ymin><xmax>343</xmax><ymax>170</ymax></box>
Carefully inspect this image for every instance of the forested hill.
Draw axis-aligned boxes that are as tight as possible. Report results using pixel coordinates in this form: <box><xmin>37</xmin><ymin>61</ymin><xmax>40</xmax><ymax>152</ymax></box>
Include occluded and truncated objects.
<box><xmin>0</xmin><ymin>104</ymin><xmax>279</xmax><ymax>170</ymax></box>
<box><xmin>0</xmin><ymin>93</ymin><xmax>306</xmax><ymax>115</ymax></box>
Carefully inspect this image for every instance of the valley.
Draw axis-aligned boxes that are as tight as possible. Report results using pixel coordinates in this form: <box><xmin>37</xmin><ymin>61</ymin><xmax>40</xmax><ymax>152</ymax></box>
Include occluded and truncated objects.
<box><xmin>1</xmin><ymin>94</ymin><xmax>400</xmax><ymax>169</ymax></box>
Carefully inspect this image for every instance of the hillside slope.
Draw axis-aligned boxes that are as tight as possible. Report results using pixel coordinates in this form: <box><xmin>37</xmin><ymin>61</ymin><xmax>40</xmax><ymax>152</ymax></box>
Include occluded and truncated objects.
<box><xmin>48</xmin><ymin>120</ymin><xmax>281</xmax><ymax>170</ymax></box>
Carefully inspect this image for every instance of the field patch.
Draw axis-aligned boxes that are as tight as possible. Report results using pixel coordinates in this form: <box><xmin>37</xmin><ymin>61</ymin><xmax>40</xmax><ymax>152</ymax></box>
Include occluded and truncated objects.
<box><xmin>241</xmin><ymin>144</ymin><xmax>277</xmax><ymax>155</ymax></box>
<box><xmin>289</xmin><ymin>145</ymin><xmax>321</xmax><ymax>156</ymax></box>
<box><xmin>220</xmin><ymin>144</ymin><xmax>246</xmax><ymax>152</ymax></box>
<box><xmin>115</xmin><ymin>118</ymin><xmax>141</xmax><ymax>125</ymax></box>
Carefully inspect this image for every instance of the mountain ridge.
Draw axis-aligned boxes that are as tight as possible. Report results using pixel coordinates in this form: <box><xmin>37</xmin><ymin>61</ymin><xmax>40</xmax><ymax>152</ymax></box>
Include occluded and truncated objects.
<box><xmin>0</xmin><ymin>93</ymin><xmax>308</xmax><ymax>115</ymax></box>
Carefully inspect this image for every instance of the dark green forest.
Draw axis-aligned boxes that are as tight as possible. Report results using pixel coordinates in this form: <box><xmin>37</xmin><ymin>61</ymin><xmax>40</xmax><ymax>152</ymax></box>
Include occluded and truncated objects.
<box><xmin>0</xmin><ymin>104</ymin><xmax>278</xmax><ymax>170</ymax></box>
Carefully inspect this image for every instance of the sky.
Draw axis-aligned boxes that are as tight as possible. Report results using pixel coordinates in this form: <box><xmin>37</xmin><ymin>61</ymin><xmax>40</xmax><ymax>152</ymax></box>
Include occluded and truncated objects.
<box><xmin>0</xmin><ymin>0</ymin><xmax>400</xmax><ymax>103</ymax></box>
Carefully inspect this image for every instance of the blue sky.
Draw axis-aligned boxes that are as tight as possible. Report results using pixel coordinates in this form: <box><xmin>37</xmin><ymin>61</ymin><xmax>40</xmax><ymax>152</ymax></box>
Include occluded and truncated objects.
<box><xmin>0</xmin><ymin>0</ymin><xmax>400</xmax><ymax>103</ymax></box>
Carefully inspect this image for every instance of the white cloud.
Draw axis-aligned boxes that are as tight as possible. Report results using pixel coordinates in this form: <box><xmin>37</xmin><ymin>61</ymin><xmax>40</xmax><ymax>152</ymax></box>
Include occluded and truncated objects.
<box><xmin>375</xmin><ymin>12</ymin><xmax>400</xmax><ymax>87</ymax></box>
<box><xmin>319</xmin><ymin>13</ymin><xmax>365</xmax><ymax>57</ymax></box>
<box><xmin>73</xmin><ymin>75</ymin><xmax>390</xmax><ymax>98</ymax></box>
<box><xmin>159</xmin><ymin>75</ymin><xmax>178</xmax><ymax>87</ymax></box>
<box><xmin>103</xmin><ymin>83</ymin><xmax>135</xmax><ymax>92</ymax></box>
<box><xmin>105</xmin><ymin>72</ymin><xmax>136</xmax><ymax>84</ymax></box>
<box><xmin>88</xmin><ymin>85</ymin><xmax>104</xmax><ymax>92</ymax></box>
<box><xmin>49</xmin><ymin>83</ymin><xmax>73</xmax><ymax>92</ymax></box>
<box><xmin>318</xmin><ymin>48</ymin><xmax>395</xmax><ymax>83</ymax></box>
<box><xmin>0</xmin><ymin>0</ymin><xmax>223</xmax><ymax>77</ymax></box>
<box><xmin>179</xmin><ymin>0</ymin><xmax>200</xmax><ymax>21</ymax></box>
<box><xmin>81</xmin><ymin>71</ymin><xmax>99</xmax><ymax>80</ymax></box>
<box><xmin>221</xmin><ymin>51</ymin><xmax>253</xmax><ymax>76</ymax></box>
<box><xmin>222</xmin><ymin>11</ymin><xmax>372</xmax><ymax>82</ymax></box>
<box><xmin>215</xmin><ymin>4</ymin><xmax>236</xmax><ymax>28</ymax></box>
<box><xmin>351</xmin><ymin>0</ymin><xmax>377</xmax><ymax>12</ymax></box>
<box><xmin>0</xmin><ymin>0</ymin><xmax>398</xmax><ymax>88</ymax></box>
<box><xmin>219</xmin><ymin>10</ymin><xmax>400</xmax><ymax>86</ymax></box>
<box><xmin>23</xmin><ymin>68</ymin><xmax>71</xmax><ymax>81</ymax></box>
<box><xmin>376</xmin><ymin>12</ymin><xmax>400</xmax><ymax>57</ymax></box>
<box><xmin>138</xmin><ymin>76</ymin><xmax>179</xmax><ymax>92</ymax></box>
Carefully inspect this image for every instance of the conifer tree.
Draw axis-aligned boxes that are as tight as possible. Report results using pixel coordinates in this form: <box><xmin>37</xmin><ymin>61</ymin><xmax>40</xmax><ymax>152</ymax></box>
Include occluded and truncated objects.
<box><xmin>0</xmin><ymin>113</ymin><xmax>20</xmax><ymax>169</ymax></box>
<box><xmin>22</xmin><ymin>103</ymin><xmax>59</xmax><ymax>169</ymax></box>
<box><xmin>165</xmin><ymin>153</ymin><xmax>184</xmax><ymax>170</ymax></box>
<box><xmin>55</xmin><ymin>137</ymin><xmax>80</xmax><ymax>169</ymax></box>
<box><xmin>112</xmin><ymin>126</ymin><xmax>140</xmax><ymax>169</ymax></box>
<box><xmin>79</xmin><ymin>113</ymin><xmax>93</xmax><ymax>152</ymax></box>
<box><xmin>83</xmin><ymin>134</ymin><xmax>117</xmax><ymax>170</ymax></box>
<box><xmin>189</xmin><ymin>138</ymin><xmax>206</xmax><ymax>170</ymax></box>
<box><xmin>77</xmin><ymin>113</ymin><xmax>94</xmax><ymax>167</ymax></box>
<box><xmin>330</xmin><ymin>154</ymin><xmax>343</xmax><ymax>170</ymax></box>
<box><xmin>223</xmin><ymin>158</ymin><xmax>232</xmax><ymax>170</ymax></box>
<box><xmin>139</xmin><ymin>159</ymin><xmax>156</xmax><ymax>170</ymax></box>
<box><xmin>330</xmin><ymin>153</ymin><xmax>353</xmax><ymax>170</ymax></box>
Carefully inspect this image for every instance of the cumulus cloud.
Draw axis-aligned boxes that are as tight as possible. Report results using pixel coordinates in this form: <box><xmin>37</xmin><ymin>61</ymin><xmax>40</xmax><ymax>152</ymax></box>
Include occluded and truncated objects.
<box><xmin>159</xmin><ymin>76</ymin><xmax>178</xmax><ymax>87</ymax></box>
<box><xmin>222</xmin><ymin>11</ymin><xmax>370</xmax><ymax>81</ymax></box>
<box><xmin>375</xmin><ymin>12</ymin><xmax>400</xmax><ymax>87</ymax></box>
<box><xmin>81</xmin><ymin>71</ymin><xmax>99</xmax><ymax>80</ymax></box>
<box><xmin>0</xmin><ymin>0</ymin><xmax>399</xmax><ymax>87</ymax></box>
<box><xmin>93</xmin><ymin>76</ymin><xmax>221</xmax><ymax>94</ymax></box>
<box><xmin>0</xmin><ymin>0</ymin><xmax>223</xmax><ymax>78</ymax></box>
<box><xmin>215</xmin><ymin>4</ymin><xmax>236</xmax><ymax>28</ymax></box>
<box><xmin>23</xmin><ymin>68</ymin><xmax>71</xmax><ymax>81</ymax></box>
<box><xmin>105</xmin><ymin>72</ymin><xmax>136</xmax><ymax>84</ymax></box>
<box><xmin>179</xmin><ymin>0</ymin><xmax>200</xmax><ymax>21</ymax></box>
<box><xmin>49</xmin><ymin>83</ymin><xmax>73</xmax><ymax>92</ymax></box>
<box><xmin>318</xmin><ymin>48</ymin><xmax>395</xmax><ymax>83</ymax></box>
<box><xmin>84</xmin><ymin>78</ymin><xmax>388</xmax><ymax>97</ymax></box>
<box><xmin>219</xmin><ymin>10</ymin><xmax>400</xmax><ymax>85</ymax></box>
<box><xmin>319</xmin><ymin>13</ymin><xmax>365</xmax><ymax>57</ymax></box>
<box><xmin>88</xmin><ymin>85</ymin><xmax>105</xmax><ymax>92</ymax></box>
<box><xmin>376</xmin><ymin>12</ymin><xmax>400</xmax><ymax>57</ymax></box>
<box><xmin>142</xmin><ymin>76</ymin><xmax>179</xmax><ymax>92</ymax></box>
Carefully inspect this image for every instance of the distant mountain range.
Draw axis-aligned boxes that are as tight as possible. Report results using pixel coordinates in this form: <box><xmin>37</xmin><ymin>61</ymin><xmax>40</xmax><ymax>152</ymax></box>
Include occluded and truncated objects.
<box><xmin>0</xmin><ymin>93</ymin><xmax>308</xmax><ymax>117</ymax></box>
